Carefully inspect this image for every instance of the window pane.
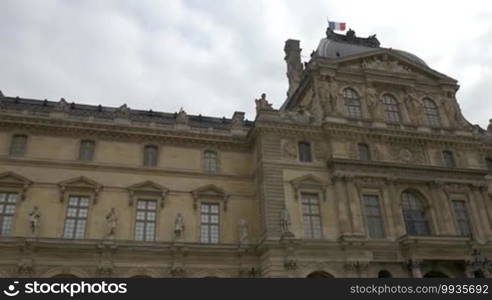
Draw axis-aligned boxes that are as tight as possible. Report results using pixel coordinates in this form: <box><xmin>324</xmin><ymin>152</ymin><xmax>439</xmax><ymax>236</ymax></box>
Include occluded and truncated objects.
<box><xmin>443</xmin><ymin>151</ymin><xmax>456</xmax><ymax>168</ymax></box>
<box><xmin>402</xmin><ymin>192</ymin><xmax>430</xmax><ymax>236</ymax></box>
<box><xmin>144</xmin><ymin>145</ymin><xmax>158</xmax><ymax>167</ymax></box>
<box><xmin>298</xmin><ymin>142</ymin><xmax>312</xmax><ymax>162</ymax></box>
<box><xmin>453</xmin><ymin>200</ymin><xmax>471</xmax><ymax>236</ymax></box>
<box><xmin>344</xmin><ymin>88</ymin><xmax>362</xmax><ymax>119</ymax></box>
<box><xmin>9</xmin><ymin>135</ymin><xmax>27</xmax><ymax>157</ymax></box>
<box><xmin>423</xmin><ymin>99</ymin><xmax>440</xmax><ymax>127</ymax></box>
<box><xmin>79</xmin><ymin>140</ymin><xmax>95</xmax><ymax>161</ymax></box>
<box><xmin>204</xmin><ymin>151</ymin><xmax>218</xmax><ymax>173</ymax></box>
<box><xmin>383</xmin><ymin>95</ymin><xmax>400</xmax><ymax>123</ymax></box>
<box><xmin>301</xmin><ymin>193</ymin><xmax>322</xmax><ymax>239</ymax></box>
<box><xmin>358</xmin><ymin>143</ymin><xmax>371</xmax><ymax>161</ymax></box>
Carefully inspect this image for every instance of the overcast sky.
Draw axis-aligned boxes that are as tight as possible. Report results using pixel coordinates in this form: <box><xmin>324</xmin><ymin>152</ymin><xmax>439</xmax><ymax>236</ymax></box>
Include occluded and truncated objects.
<box><xmin>1</xmin><ymin>0</ymin><xmax>491</xmax><ymax>127</ymax></box>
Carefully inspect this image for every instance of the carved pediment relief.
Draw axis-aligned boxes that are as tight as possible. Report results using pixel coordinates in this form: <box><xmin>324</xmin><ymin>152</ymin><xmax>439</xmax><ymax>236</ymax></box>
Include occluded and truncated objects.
<box><xmin>0</xmin><ymin>172</ymin><xmax>32</xmax><ymax>200</ymax></box>
<box><xmin>290</xmin><ymin>174</ymin><xmax>328</xmax><ymax>201</ymax></box>
<box><xmin>389</xmin><ymin>146</ymin><xmax>427</xmax><ymax>164</ymax></box>
<box><xmin>58</xmin><ymin>176</ymin><xmax>102</xmax><ymax>203</ymax></box>
<box><xmin>191</xmin><ymin>184</ymin><xmax>229</xmax><ymax>211</ymax></box>
<box><xmin>361</xmin><ymin>56</ymin><xmax>412</xmax><ymax>74</ymax></box>
<box><xmin>127</xmin><ymin>181</ymin><xmax>169</xmax><ymax>208</ymax></box>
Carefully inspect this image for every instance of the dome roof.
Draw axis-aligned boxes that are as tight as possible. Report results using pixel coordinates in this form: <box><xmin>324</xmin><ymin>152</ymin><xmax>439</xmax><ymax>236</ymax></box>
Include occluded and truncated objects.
<box><xmin>315</xmin><ymin>37</ymin><xmax>428</xmax><ymax>67</ymax></box>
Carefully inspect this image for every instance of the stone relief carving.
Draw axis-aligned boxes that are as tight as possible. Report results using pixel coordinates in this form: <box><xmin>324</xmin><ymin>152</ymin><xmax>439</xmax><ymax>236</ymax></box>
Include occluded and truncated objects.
<box><xmin>390</xmin><ymin>146</ymin><xmax>426</xmax><ymax>164</ymax></box>
<box><xmin>282</xmin><ymin>139</ymin><xmax>297</xmax><ymax>160</ymax></box>
<box><xmin>174</xmin><ymin>213</ymin><xmax>185</xmax><ymax>241</ymax></box>
<box><xmin>238</xmin><ymin>219</ymin><xmax>249</xmax><ymax>245</ymax></box>
<box><xmin>362</xmin><ymin>57</ymin><xmax>411</xmax><ymax>73</ymax></box>
<box><xmin>366</xmin><ymin>85</ymin><xmax>384</xmax><ymax>121</ymax></box>
<box><xmin>404</xmin><ymin>89</ymin><xmax>425</xmax><ymax>125</ymax></box>
<box><xmin>280</xmin><ymin>105</ymin><xmax>313</xmax><ymax>124</ymax></box>
<box><xmin>29</xmin><ymin>206</ymin><xmax>40</xmax><ymax>237</ymax></box>
<box><xmin>280</xmin><ymin>208</ymin><xmax>293</xmax><ymax>237</ymax></box>
<box><xmin>105</xmin><ymin>208</ymin><xmax>117</xmax><ymax>239</ymax></box>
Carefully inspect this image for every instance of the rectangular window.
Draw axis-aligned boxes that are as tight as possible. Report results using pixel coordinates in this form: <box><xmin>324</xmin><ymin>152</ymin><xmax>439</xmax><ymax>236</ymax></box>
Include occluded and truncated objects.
<box><xmin>358</xmin><ymin>143</ymin><xmax>371</xmax><ymax>161</ymax></box>
<box><xmin>143</xmin><ymin>145</ymin><xmax>158</xmax><ymax>167</ymax></box>
<box><xmin>298</xmin><ymin>142</ymin><xmax>312</xmax><ymax>162</ymax></box>
<box><xmin>9</xmin><ymin>135</ymin><xmax>27</xmax><ymax>157</ymax></box>
<box><xmin>0</xmin><ymin>192</ymin><xmax>17</xmax><ymax>236</ymax></box>
<box><xmin>204</xmin><ymin>150</ymin><xmax>218</xmax><ymax>173</ymax></box>
<box><xmin>363</xmin><ymin>194</ymin><xmax>385</xmax><ymax>238</ymax></box>
<box><xmin>443</xmin><ymin>151</ymin><xmax>456</xmax><ymax>168</ymax></box>
<box><xmin>135</xmin><ymin>199</ymin><xmax>157</xmax><ymax>241</ymax></box>
<box><xmin>452</xmin><ymin>200</ymin><xmax>472</xmax><ymax>237</ymax></box>
<box><xmin>79</xmin><ymin>140</ymin><xmax>95</xmax><ymax>161</ymax></box>
<box><xmin>301</xmin><ymin>193</ymin><xmax>322</xmax><ymax>238</ymax></box>
<box><xmin>63</xmin><ymin>195</ymin><xmax>89</xmax><ymax>239</ymax></box>
<box><xmin>200</xmin><ymin>203</ymin><xmax>219</xmax><ymax>243</ymax></box>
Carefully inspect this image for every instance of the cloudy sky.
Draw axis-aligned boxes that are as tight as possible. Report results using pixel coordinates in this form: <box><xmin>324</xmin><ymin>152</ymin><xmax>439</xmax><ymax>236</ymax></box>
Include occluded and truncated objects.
<box><xmin>1</xmin><ymin>0</ymin><xmax>491</xmax><ymax>126</ymax></box>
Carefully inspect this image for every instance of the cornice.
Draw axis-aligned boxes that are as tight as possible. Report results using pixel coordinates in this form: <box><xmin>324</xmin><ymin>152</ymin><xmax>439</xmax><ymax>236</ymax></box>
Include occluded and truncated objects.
<box><xmin>0</xmin><ymin>113</ymin><xmax>252</xmax><ymax>151</ymax></box>
<box><xmin>0</xmin><ymin>156</ymin><xmax>254</xmax><ymax>182</ymax></box>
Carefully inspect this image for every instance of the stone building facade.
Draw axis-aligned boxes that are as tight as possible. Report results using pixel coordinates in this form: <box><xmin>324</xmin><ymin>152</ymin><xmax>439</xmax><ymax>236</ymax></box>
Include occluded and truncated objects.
<box><xmin>0</xmin><ymin>28</ymin><xmax>491</xmax><ymax>278</ymax></box>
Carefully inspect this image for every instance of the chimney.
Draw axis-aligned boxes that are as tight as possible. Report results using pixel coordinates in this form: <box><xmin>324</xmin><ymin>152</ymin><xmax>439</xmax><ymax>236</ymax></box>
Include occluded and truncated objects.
<box><xmin>284</xmin><ymin>39</ymin><xmax>304</xmax><ymax>98</ymax></box>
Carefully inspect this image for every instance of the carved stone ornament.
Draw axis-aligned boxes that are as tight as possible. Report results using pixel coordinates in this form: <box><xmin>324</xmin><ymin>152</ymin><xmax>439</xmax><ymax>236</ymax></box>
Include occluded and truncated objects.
<box><xmin>362</xmin><ymin>57</ymin><xmax>411</xmax><ymax>73</ymax></box>
<box><xmin>176</xmin><ymin>107</ymin><xmax>189</xmax><ymax>125</ymax></box>
<box><xmin>127</xmin><ymin>181</ymin><xmax>169</xmax><ymax>208</ymax></box>
<box><xmin>282</xmin><ymin>139</ymin><xmax>297</xmax><ymax>160</ymax></box>
<box><xmin>0</xmin><ymin>172</ymin><xmax>32</xmax><ymax>201</ymax></box>
<box><xmin>399</xmin><ymin>148</ymin><xmax>413</xmax><ymax>162</ymax></box>
<box><xmin>289</xmin><ymin>174</ymin><xmax>328</xmax><ymax>202</ymax></box>
<box><xmin>255</xmin><ymin>93</ymin><xmax>273</xmax><ymax>113</ymax></box>
<box><xmin>58</xmin><ymin>176</ymin><xmax>102</xmax><ymax>204</ymax></box>
<box><xmin>191</xmin><ymin>184</ymin><xmax>229</xmax><ymax>211</ymax></box>
<box><xmin>114</xmin><ymin>104</ymin><xmax>130</xmax><ymax>118</ymax></box>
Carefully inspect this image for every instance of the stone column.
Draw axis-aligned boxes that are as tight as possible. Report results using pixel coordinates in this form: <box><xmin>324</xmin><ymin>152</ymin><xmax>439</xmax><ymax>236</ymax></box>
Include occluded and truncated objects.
<box><xmin>332</xmin><ymin>176</ymin><xmax>352</xmax><ymax>237</ymax></box>
<box><xmin>381</xmin><ymin>185</ymin><xmax>395</xmax><ymax>238</ymax></box>
<box><xmin>386</xmin><ymin>179</ymin><xmax>405</xmax><ymax>237</ymax></box>
<box><xmin>345</xmin><ymin>179</ymin><xmax>364</xmax><ymax>235</ymax></box>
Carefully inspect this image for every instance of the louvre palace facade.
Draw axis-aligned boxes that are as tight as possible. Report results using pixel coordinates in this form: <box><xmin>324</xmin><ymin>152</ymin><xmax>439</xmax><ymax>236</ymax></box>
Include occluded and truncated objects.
<box><xmin>0</xmin><ymin>28</ymin><xmax>492</xmax><ymax>278</ymax></box>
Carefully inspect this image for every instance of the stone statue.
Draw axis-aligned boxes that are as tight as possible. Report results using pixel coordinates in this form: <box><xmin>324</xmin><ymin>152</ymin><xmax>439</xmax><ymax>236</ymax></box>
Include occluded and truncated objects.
<box><xmin>280</xmin><ymin>208</ymin><xmax>292</xmax><ymax>236</ymax></box>
<box><xmin>176</xmin><ymin>107</ymin><xmax>189</xmax><ymax>125</ymax></box>
<box><xmin>115</xmin><ymin>104</ymin><xmax>130</xmax><ymax>118</ymax></box>
<box><xmin>174</xmin><ymin>213</ymin><xmax>185</xmax><ymax>241</ymax></box>
<box><xmin>105</xmin><ymin>208</ymin><xmax>117</xmax><ymax>238</ymax></box>
<box><xmin>29</xmin><ymin>206</ymin><xmax>40</xmax><ymax>236</ymax></box>
<box><xmin>405</xmin><ymin>90</ymin><xmax>424</xmax><ymax>125</ymax></box>
<box><xmin>366</xmin><ymin>86</ymin><xmax>383</xmax><ymax>121</ymax></box>
<box><xmin>238</xmin><ymin>219</ymin><xmax>249</xmax><ymax>245</ymax></box>
<box><xmin>255</xmin><ymin>93</ymin><xmax>273</xmax><ymax>113</ymax></box>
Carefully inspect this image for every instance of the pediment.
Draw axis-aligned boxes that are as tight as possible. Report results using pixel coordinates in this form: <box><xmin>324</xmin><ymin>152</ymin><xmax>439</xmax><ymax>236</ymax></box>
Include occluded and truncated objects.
<box><xmin>128</xmin><ymin>181</ymin><xmax>168</xmax><ymax>194</ymax></box>
<box><xmin>335</xmin><ymin>50</ymin><xmax>456</xmax><ymax>83</ymax></box>
<box><xmin>290</xmin><ymin>174</ymin><xmax>326</xmax><ymax>188</ymax></box>
<box><xmin>0</xmin><ymin>172</ymin><xmax>32</xmax><ymax>187</ymax></box>
<box><xmin>57</xmin><ymin>176</ymin><xmax>103</xmax><ymax>203</ymax></box>
<box><xmin>191</xmin><ymin>184</ymin><xmax>227</xmax><ymax>199</ymax></box>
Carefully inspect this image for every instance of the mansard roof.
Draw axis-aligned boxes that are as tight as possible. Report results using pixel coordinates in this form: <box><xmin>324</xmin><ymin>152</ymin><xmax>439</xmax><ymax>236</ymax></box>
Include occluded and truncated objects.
<box><xmin>0</xmin><ymin>95</ymin><xmax>254</xmax><ymax>131</ymax></box>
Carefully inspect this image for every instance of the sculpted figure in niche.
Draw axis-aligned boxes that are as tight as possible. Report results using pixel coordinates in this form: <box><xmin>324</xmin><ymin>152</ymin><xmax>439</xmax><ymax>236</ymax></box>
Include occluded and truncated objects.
<box><xmin>366</xmin><ymin>86</ymin><xmax>383</xmax><ymax>121</ymax></box>
<box><xmin>105</xmin><ymin>208</ymin><xmax>117</xmax><ymax>238</ymax></box>
<box><xmin>174</xmin><ymin>213</ymin><xmax>185</xmax><ymax>241</ymax></box>
<box><xmin>320</xmin><ymin>79</ymin><xmax>339</xmax><ymax>117</ymax></box>
<box><xmin>238</xmin><ymin>219</ymin><xmax>249</xmax><ymax>245</ymax></box>
<box><xmin>280</xmin><ymin>208</ymin><xmax>293</xmax><ymax>236</ymax></box>
<box><xmin>29</xmin><ymin>206</ymin><xmax>40</xmax><ymax>236</ymax></box>
<box><xmin>405</xmin><ymin>89</ymin><xmax>424</xmax><ymax>125</ymax></box>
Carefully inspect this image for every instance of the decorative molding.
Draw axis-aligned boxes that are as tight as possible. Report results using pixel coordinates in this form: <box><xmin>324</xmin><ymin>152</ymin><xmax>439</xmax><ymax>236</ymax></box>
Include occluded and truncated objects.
<box><xmin>0</xmin><ymin>171</ymin><xmax>32</xmax><ymax>201</ymax></box>
<box><xmin>289</xmin><ymin>174</ymin><xmax>329</xmax><ymax>201</ymax></box>
<box><xmin>127</xmin><ymin>181</ymin><xmax>169</xmax><ymax>208</ymax></box>
<box><xmin>57</xmin><ymin>176</ymin><xmax>103</xmax><ymax>204</ymax></box>
<box><xmin>191</xmin><ymin>184</ymin><xmax>229</xmax><ymax>211</ymax></box>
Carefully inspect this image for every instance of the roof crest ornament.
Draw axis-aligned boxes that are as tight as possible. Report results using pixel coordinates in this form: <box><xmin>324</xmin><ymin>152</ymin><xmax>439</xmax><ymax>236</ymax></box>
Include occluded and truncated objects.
<box><xmin>325</xmin><ymin>27</ymin><xmax>380</xmax><ymax>48</ymax></box>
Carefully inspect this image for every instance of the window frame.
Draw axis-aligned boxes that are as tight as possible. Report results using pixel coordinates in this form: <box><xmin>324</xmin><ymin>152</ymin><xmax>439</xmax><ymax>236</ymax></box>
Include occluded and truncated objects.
<box><xmin>401</xmin><ymin>191</ymin><xmax>432</xmax><ymax>236</ymax></box>
<box><xmin>358</xmin><ymin>143</ymin><xmax>371</xmax><ymax>161</ymax></box>
<box><xmin>62</xmin><ymin>195</ymin><xmax>90</xmax><ymax>239</ymax></box>
<box><xmin>298</xmin><ymin>141</ymin><xmax>313</xmax><ymax>163</ymax></box>
<box><xmin>451</xmin><ymin>199</ymin><xmax>472</xmax><ymax>237</ymax></box>
<box><xmin>486</xmin><ymin>158</ymin><xmax>492</xmax><ymax>175</ymax></box>
<box><xmin>134</xmin><ymin>198</ymin><xmax>158</xmax><ymax>241</ymax></box>
<box><xmin>300</xmin><ymin>192</ymin><xmax>323</xmax><ymax>239</ymax></box>
<box><xmin>79</xmin><ymin>139</ymin><xmax>96</xmax><ymax>162</ymax></box>
<box><xmin>362</xmin><ymin>194</ymin><xmax>386</xmax><ymax>239</ymax></box>
<box><xmin>9</xmin><ymin>134</ymin><xmax>28</xmax><ymax>157</ymax></box>
<box><xmin>382</xmin><ymin>94</ymin><xmax>400</xmax><ymax>123</ymax></box>
<box><xmin>442</xmin><ymin>150</ymin><xmax>456</xmax><ymax>168</ymax></box>
<box><xmin>423</xmin><ymin>98</ymin><xmax>441</xmax><ymax>127</ymax></box>
<box><xmin>143</xmin><ymin>144</ymin><xmax>159</xmax><ymax>167</ymax></box>
<box><xmin>203</xmin><ymin>149</ymin><xmax>219</xmax><ymax>174</ymax></box>
<box><xmin>343</xmin><ymin>88</ymin><xmax>362</xmax><ymax>120</ymax></box>
<box><xmin>200</xmin><ymin>202</ymin><xmax>220</xmax><ymax>244</ymax></box>
<box><xmin>0</xmin><ymin>191</ymin><xmax>18</xmax><ymax>236</ymax></box>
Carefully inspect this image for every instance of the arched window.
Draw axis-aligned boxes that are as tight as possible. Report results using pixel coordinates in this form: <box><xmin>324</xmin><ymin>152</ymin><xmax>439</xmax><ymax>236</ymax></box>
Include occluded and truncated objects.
<box><xmin>79</xmin><ymin>140</ymin><xmax>95</xmax><ymax>162</ymax></box>
<box><xmin>358</xmin><ymin>143</ymin><xmax>371</xmax><ymax>161</ymax></box>
<box><xmin>204</xmin><ymin>150</ymin><xmax>218</xmax><ymax>173</ymax></box>
<box><xmin>9</xmin><ymin>134</ymin><xmax>27</xmax><ymax>157</ymax></box>
<box><xmin>382</xmin><ymin>94</ymin><xmax>400</xmax><ymax>123</ymax></box>
<box><xmin>298</xmin><ymin>141</ymin><xmax>312</xmax><ymax>162</ymax></box>
<box><xmin>442</xmin><ymin>150</ymin><xmax>456</xmax><ymax>168</ymax></box>
<box><xmin>344</xmin><ymin>88</ymin><xmax>362</xmax><ymax>119</ymax></box>
<box><xmin>423</xmin><ymin>98</ymin><xmax>440</xmax><ymax>127</ymax></box>
<box><xmin>401</xmin><ymin>191</ymin><xmax>431</xmax><ymax>236</ymax></box>
<box><xmin>378</xmin><ymin>270</ymin><xmax>392</xmax><ymax>278</ymax></box>
<box><xmin>143</xmin><ymin>145</ymin><xmax>158</xmax><ymax>167</ymax></box>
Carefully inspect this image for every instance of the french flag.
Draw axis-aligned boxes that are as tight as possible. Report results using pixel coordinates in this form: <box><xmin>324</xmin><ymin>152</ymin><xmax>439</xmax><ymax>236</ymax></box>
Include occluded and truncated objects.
<box><xmin>328</xmin><ymin>21</ymin><xmax>346</xmax><ymax>31</ymax></box>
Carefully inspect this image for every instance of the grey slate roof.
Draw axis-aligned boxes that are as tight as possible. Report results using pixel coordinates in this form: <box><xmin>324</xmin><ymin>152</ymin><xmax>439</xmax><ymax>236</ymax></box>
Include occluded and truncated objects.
<box><xmin>0</xmin><ymin>95</ymin><xmax>254</xmax><ymax>130</ymax></box>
